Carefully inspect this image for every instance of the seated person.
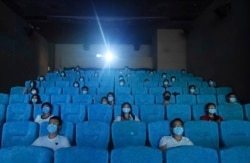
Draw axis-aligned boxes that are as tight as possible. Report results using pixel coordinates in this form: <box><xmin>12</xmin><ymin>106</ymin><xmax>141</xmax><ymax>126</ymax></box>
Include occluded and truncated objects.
<box><xmin>38</xmin><ymin>75</ymin><xmax>46</xmax><ymax>82</ymax></box>
<box><xmin>189</xmin><ymin>85</ymin><xmax>198</xmax><ymax>95</ymax></box>
<box><xmin>170</xmin><ymin>76</ymin><xmax>176</xmax><ymax>82</ymax></box>
<box><xmin>34</xmin><ymin>102</ymin><xmax>54</xmax><ymax>124</ymax></box>
<box><xmin>81</xmin><ymin>86</ymin><xmax>89</xmax><ymax>94</ymax></box>
<box><xmin>29</xmin><ymin>94</ymin><xmax>42</xmax><ymax>105</ymax></box>
<box><xmin>119</xmin><ymin>79</ymin><xmax>126</xmax><ymax>87</ymax></box>
<box><xmin>107</xmin><ymin>92</ymin><xmax>115</xmax><ymax>106</ymax></box>
<box><xmin>200</xmin><ymin>103</ymin><xmax>223</xmax><ymax>122</ymax></box>
<box><xmin>159</xmin><ymin>118</ymin><xmax>193</xmax><ymax>151</ymax></box>
<box><xmin>79</xmin><ymin>76</ymin><xmax>85</xmax><ymax>82</ymax></box>
<box><xmin>226</xmin><ymin>92</ymin><xmax>239</xmax><ymax>104</ymax></box>
<box><xmin>208</xmin><ymin>79</ymin><xmax>216</xmax><ymax>87</ymax></box>
<box><xmin>59</xmin><ymin>70</ymin><xmax>66</xmax><ymax>79</ymax></box>
<box><xmin>114</xmin><ymin>102</ymin><xmax>140</xmax><ymax>122</ymax></box>
<box><xmin>32</xmin><ymin>116</ymin><xmax>70</xmax><ymax>151</ymax></box>
<box><xmin>72</xmin><ymin>81</ymin><xmax>80</xmax><ymax>88</ymax></box>
<box><xmin>161</xmin><ymin>73</ymin><xmax>167</xmax><ymax>79</ymax></box>
<box><xmin>101</xmin><ymin>96</ymin><xmax>108</xmax><ymax>104</ymax></box>
<box><xmin>162</xmin><ymin>91</ymin><xmax>171</xmax><ymax>105</ymax></box>
<box><xmin>30</xmin><ymin>87</ymin><xmax>39</xmax><ymax>95</ymax></box>
<box><xmin>23</xmin><ymin>80</ymin><xmax>38</xmax><ymax>94</ymax></box>
<box><xmin>162</xmin><ymin>79</ymin><xmax>171</xmax><ymax>88</ymax></box>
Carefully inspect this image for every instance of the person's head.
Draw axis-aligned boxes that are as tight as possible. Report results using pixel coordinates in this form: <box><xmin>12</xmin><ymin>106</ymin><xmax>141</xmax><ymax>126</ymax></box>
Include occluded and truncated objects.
<box><xmin>81</xmin><ymin>86</ymin><xmax>88</xmax><ymax>94</ymax></box>
<box><xmin>170</xmin><ymin>118</ymin><xmax>184</xmax><ymax>136</ymax></box>
<box><xmin>73</xmin><ymin>81</ymin><xmax>80</xmax><ymax>88</ymax></box>
<box><xmin>119</xmin><ymin>79</ymin><xmax>125</xmax><ymax>87</ymax></box>
<box><xmin>30</xmin><ymin>87</ymin><xmax>39</xmax><ymax>95</ymax></box>
<box><xmin>60</xmin><ymin>71</ymin><xmax>66</xmax><ymax>77</ymax></box>
<box><xmin>94</xmin><ymin>71</ymin><xmax>99</xmax><ymax>77</ymax></box>
<box><xmin>29</xmin><ymin>80</ymin><xmax>37</xmax><ymax>88</ymax></box>
<box><xmin>161</xmin><ymin>73</ymin><xmax>167</xmax><ymax>79</ymax></box>
<box><xmin>119</xmin><ymin>75</ymin><xmax>124</xmax><ymax>80</ymax></box>
<box><xmin>30</xmin><ymin>94</ymin><xmax>41</xmax><ymax>104</ymax></box>
<box><xmin>107</xmin><ymin>92</ymin><xmax>115</xmax><ymax>103</ymax></box>
<box><xmin>163</xmin><ymin>79</ymin><xmax>169</xmax><ymax>87</ymax></box>
<box><xmin>47</xmin><ymin>116</ymin><xmax>62</xmax><ymax>134</ymax></box>
<box><xmin>75</xmin><ymin>65</ymin><xmax>80</xmax><ymax>72</ymax></box>
<box><xmin>205</xmin><ymin>102</ymin><xmax>217</xmax><ymax>115</ymax></box>
<box><xmin>189</xmin><ymin>85</ymin><xmax>196</xmax><ymax>94</ymax></box>
<box><xmin>144</xmin><ymin>78</ymin><xmax>150</xmax><ymax>83</ymax></box>
<box><xmin>181</xmin><ymin>69</ymin><xmax>186</xmax><ymax>74</ymax></box>
<box><xmin>208</xmin><ymin>79</ymin><xmax>216</xmax><ymax>87</ymax></box>
<box><xmin>41</xmin><ymin>102</ymin><xmax>53</xmax><ymax>115</ymax></box>
<box><xmin>170</xmin><ymin>76</ymin><xmax>176</xmax><ymax>82</ymax></box>
<box><xmin>226</xmin><ymin>92</ymin><xmax>237</xmax><ymax>103</ymax></box>
<box><xmin>163</xmin><ymin>91</ymin><xmax>171</xmax><ymax>101</ymax></box>
<box><xmin>101</xmin><ymin>96</ymin><xmax>108</xmax><ymax>104</ymax></box>
<box><xmin>121</xmin><ymin>102</ymin><xmax>133</xmax><ymax>118</ymax></box>
<box><xmin>38</xmin><ymin>75</ymin><xmax>45</xmax><ymax>82</ymax></box>
<box><xmin>79</xmin><ymin>76</ymin><xmax>85</xmax><ymax>82</ymax></box>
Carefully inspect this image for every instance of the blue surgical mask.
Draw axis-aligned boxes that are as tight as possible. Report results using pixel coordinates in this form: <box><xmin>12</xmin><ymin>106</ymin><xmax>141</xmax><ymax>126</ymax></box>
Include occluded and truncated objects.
<box><xmin>208</xmin><ymin>108</ymin><xmax>216</xmax><ymax>114</ymax></box>
<box><xmin>47</xmin><ymin>124</ymin><xmax>58</xmax><ymax>133</ymax></box>
<box><xmin>164</xmin><ymin>81</ymin><xmax>168</xmax><ymax>86</ymax></box>
<box><xmin>31</xmin><ymin>90</ymin><xmax>37</xmax><ymax>94</ymax></box>
<box><xmin>74</xmin><ymin>83</ymin><xmax>79</xmax><ymax>87</ymax></box>
<box><xmin>190</xmin><ymin>88</ymin><xmax>195</xmax><ymax>93</ymax></box>
<box><xmin>82</xmin><ymin>91</ymin><xmax>87</xmax><ymax>94</ymax></box>
<box><xmin>42</xmin><ymin>107</ymin><xmax>50</xmax><ymax>114</ymax></box>
<box><xmin>108</xmin><ymin>96</ymin><xmax>114</xmax><ymax>102</ymax></box>
<box><xmin>229</xmin><ymin>97</ymin><xmax>237</xmax><ymax>103</ymax></box>
<box><xmin>122</xmin><ymin>107</ymin><xmax>131</xmax><ymax>113</ymax></box>
<box><xmin>171</xmin><ymin>78</ymin><xmax>176</xmax><ymax>82</ymax></box>
<box><xmin>173</xmin><ymin>127</ymin><xmax>184</xmax><ymax>136</ymax></box>
<box><xmin>79</xmin><ymin>78</ymin><xmax>84</xmax><ymax>82</ymax></box>
<box><xmin>162</xmin><ymin>75</ymin><xmax>166</xmax><ymax>78</ymax></box>
<box><xmin>119</xmin><ymin>82</ymin><xmax>124</xmax><ymax>86</ymax></box>
<box><xmin>32</xmin><ymin>98</ymin><xmax>37</xmax><ymax>103</ymax></box>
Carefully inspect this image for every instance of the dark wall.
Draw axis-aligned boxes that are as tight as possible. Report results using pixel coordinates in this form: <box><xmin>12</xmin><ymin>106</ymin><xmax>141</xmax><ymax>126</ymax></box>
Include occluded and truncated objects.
<box><xmin>187</xmin><ymin>0</ymin><xmax>250</xmax><ymax>103</ymax></box>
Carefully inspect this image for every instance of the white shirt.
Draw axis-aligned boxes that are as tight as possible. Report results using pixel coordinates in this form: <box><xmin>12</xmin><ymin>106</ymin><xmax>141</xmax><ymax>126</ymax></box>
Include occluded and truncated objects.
<box><xmin>34</xmin><ymin>115</ymin><xmax>54</xmax><ymax>125</ymax></box>
<box><xmin>114</xmin><ymin>115</ymin><xmax>140</xmax><ymax>122</ymax></box>
<box><xmin>32</xmin><ymin>135</ymin><xmax>70</xmax><ymax>151</ymax></box>
<box><xmin>159</xmin><ymin>136</ymin><xmax>193</xmax><ymax>149</ymax></box>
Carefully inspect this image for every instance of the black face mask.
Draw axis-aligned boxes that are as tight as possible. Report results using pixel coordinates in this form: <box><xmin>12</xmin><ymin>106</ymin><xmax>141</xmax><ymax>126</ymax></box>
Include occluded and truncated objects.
<box><xmin>164</xmin><ymin>96</ymin><xmax>171</xmax><ymax>101</ymax></box>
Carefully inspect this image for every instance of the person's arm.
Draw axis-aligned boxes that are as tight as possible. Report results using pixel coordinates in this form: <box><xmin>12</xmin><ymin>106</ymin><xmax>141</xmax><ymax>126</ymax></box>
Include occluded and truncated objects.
<box><xmin>159</xmin><ymin>136</ymin><xmax>167</xmax><ymax>151</ymax></box>
<box><xmin>32</xmin><ymin>137</ymin><xmax>41</xmax><ymax>146</ymax></box>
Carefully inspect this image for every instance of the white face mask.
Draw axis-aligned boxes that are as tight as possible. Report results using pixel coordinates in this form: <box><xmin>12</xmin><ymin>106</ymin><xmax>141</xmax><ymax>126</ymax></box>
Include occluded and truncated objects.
<box><xmin>120</xmin><ymin>82</ymin><xmax>125</xmax><ymax>86</ymax></box>
<box><xmin>82</xmin><ymin>91</ymin><xmax>87</xmax><ymax>94</ymax></box>
<box><xmin>190</xmin><ymin>88</ymin><xmax>195</xmax><ymax>93</ymax></box>
<box><xmin>122</xmin><ymin>107</ymin><xmax>131</xmax><ymax>113</ymax></box>
<box><xmin>31</xmin><ymin>90</ymin><xmax>37</xmax><ymax>94</ymax></box>
<box><xmin>74</xmin><ymin>83</ymin><xmax>79</xmax><ymax>87</ymax></box>
<box><xmin>171</xmin><ymin>78</ymin><xmax>176</xmax><ymax>82</ymax></box>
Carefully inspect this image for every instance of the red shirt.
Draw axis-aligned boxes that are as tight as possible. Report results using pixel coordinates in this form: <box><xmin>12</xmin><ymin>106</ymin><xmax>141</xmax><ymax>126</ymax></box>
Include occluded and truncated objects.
<box><xmin>200</xmin><ymin>115</ymin><xmax>223</xmax><ymax>122</ymax></box>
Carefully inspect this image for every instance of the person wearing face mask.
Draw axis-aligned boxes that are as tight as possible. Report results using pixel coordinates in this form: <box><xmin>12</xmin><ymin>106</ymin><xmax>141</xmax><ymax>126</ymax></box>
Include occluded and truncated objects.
<box><xmin>162</xmin><ymin>79</ymin><xmax>171</xmax><ymax>89</ymax></box>
<box><xmin>200</xmin><ymin>103</ymin><xmax>223</xmax><ymax>122</ymax></box>
<box><xmin>73</xmin><ymin>81</ymin><xmax>80</xmax><ymax>88</ymax></box>
<box><xmin>29</xmin><ymin>94</ymin><xmax>42</xmax><ymax>105</ymax></box>
<box><xmin>162</xmin><ymin>91</ymin><xmax>171</xmax><ymax>105</ymax></box>
<box><xmin>189</xmin><ymin>85</ymin><xmax>198</xmax><ymax>95</ymax></box>
<box><xmin>101</xmin><ymin>96</ymin><xmax>108</xmax><ymax>104</ymax></box>
<box><xmin>226</xmin><ymin>92</ymin><xmax>239</xmax><ymax>104</ymax></box>
<box><xmin>59</xmin><ymin>71</ymin><xmax>66</xmax><ymax>80</ymax></box>
<box><xmin>159</xmin><ymin>118</ymin><xmax>193</xmax><ymax>151</ymax></box>
<box><xmin>208</xmin><ymin>79</ymin><xmax>216</xmax><ymax>87</ymax></box>
<box><xmin>119</xmin><ymin>79</ymin><xmax>126</xmax><ymax>87</ymax></box>
<box><xmin>170</xmin><ymin>76</ymin><xmax>176</xmax><ymax>82</ymax></box>
<box><xmin>30</xmin><ymin>87</ymin><xmax>39</xmax><ymax>95</ymax></box>
<box><xmin>161</xmin><ymin>73</ymin><xmax>167</xmax><ymax>79</ymax></box>
<box><xmin>35</xmin><ymin>102</ymin><xmax>54</xmax><ymax>124</ymax></box>
<box><xmin>107</xmin><ymin>92</ymin><xmax>115</xmax><ymax>106</ymax></box>
<box><xmin>81</xmin><ymin>86</ymin><xmax>89</xmax><ymax>94</ymax></box>
<box><xmin>23</xmin><ymin>80</ymin><xmax>38</xmax><ymax>94</ymax></box>
<box><xmin>38</xmin><ymin>75</ymin><xmax>46</xmax><ymax>82</ymax></box>
<box><xmin>79</xmin><ymin>76</ymin><xmax>85</xmax><ymax>82</ymax></box>
<box><xmin>32</xmin><ymin>116</ymin><xmax>70</xmax><ymax>151</ymax></box>
<box><xmin>114</xmin><ymin>102</ymin><xmax>140</xmax><ymax>121</ymax></box>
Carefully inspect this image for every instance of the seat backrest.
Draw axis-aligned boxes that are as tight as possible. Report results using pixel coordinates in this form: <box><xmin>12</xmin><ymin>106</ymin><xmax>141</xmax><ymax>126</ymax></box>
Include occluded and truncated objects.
<box><xmin>39</xmin><ymin>121</ymin><xmax>75</xmax><ymax>145</ymax></box>
<box><xmin>41</xmin><ymin>81</ymin><xmax>55</xmax><ymax>87</ymax></box>
<box><xmin>1</xmin><ymin>121</ymin><xmax>39</xmax><ymax>147</ymax></box>
<box><xmin>51</xmin><ymin>94</ymin><xmax>71</xmax><ymax>104</ymax></box>
<box><xmin>192</xmin><ymin>104</ymin><xmax>206</xmax><ymax>120</ymax></box>
<box><xmin>60</xmin><ymin>103</ymin><xmax>86</xmax><ymax>123</ymax></box>
<box><xmin>97</xmin><ymin>87</ymin><xmax>114</xmax><ymax>95</ymax></box>
<box><xmin>116</xmin><ymin>94</ymin><xmax>134</xmax><ymax>105</ymax></box>
<box><xmin>199</xmin><ymin>87</ymin><xmax>216</xmax><ymax>95</ymax></box>
<box><xmin>9</xmin><ymin>94</ymin><xmax>30</xmax><ymax>104</ymax></box>
<box><xmin>111</xmin><ymin>146</ymin><xmax>162</xmax><ymax>163</ymax></box>
<box><xmin>10</xmin><ymin>86</ymin><xmax>25</xmax><ymax>94</ymax></box>
<box><xmin>216</xmin><ymin>87</ymin><xmax>232</xmax><ymax>95</ymax></box>
<box><xmin>6</xmin><ymin>103</ymin><xmax>32</xmax><ymax>121</ymax></box>
<box><xmin>134</xmin><ymin>94</ymin><xmax>155</xmax><ymax>105</ymax></box>
<box><xmin>71</xmin><ymin>94</ymin><xmax>93</xmax><ymax>104</ymax></box>
<box><xmin>115</xmin><ymin>87</ymin><xmax>131</xmax><ymax>95</ymax></box>
<box><xmin>0</xmin><ymin>146</ymin><xmax>53</xmax><ymax>163</ymax></box>
<box><xmin>55</xmin><ymin>81</ymin><xmax>70</xmax><ymax>87</ymax></box>
<box><xmin>196</xmin><ymin>94</ymin><xmax>217</xmax><ymax>104</ymax></box>
<box><xmin>244</xmin><ymin>104</ymin><xmax>250</xmax><ymax>120</ymax></box>
<box><xmin>62</xmin><ymin>87</ymin><xmax>80</xmax><ymax>95</ymax></box>
<box><xmin>220</xmin><ymin>146</ymin><xmax>250</xmax><ymax>163</ymax></box>
<box><xmin>176</xmin><ymin>95</ymin><xmax>196</xmax><ymax>105</ymax></box>
<box><xmin>131</xmin><ymin>87</ymin><xmax>148</xmax><ymax>95</ymax></box>
<box><xmin>76</xmin><ymin>121</ymin><xmax>110</xmax><ymax>149</ymax></box>
<box><xmin>165</xmin><ymin>146</ymin><xmax>218</xmax><ymax>163</ymax></box>
<box><xmin>166</xmin><ymin>104</ymin><xmax>191</xmax><ymax>122</ymax></box>
<box><xmin>111</xmin><ymin>121</ymin><xmax>146</xmax><ymax>148</ymax></box>
<box><xmin>166</xmin><ymin>87</ymin><xmax>183</xmax><ymax>95</ymax></box>
<box><xmin>0</xmin><ymin>104</ymin><xmax>6</xmax><ymax>123</ymax></box>
<box><xmin>217</xmin><ymin>104</ymin><xmax>244</xmax><ymax>120</ymax></box>
<box><xmin>185</xmin><ymin>121</ymin><xmax>219</xmax><ymax>149</ymax></box>
<box><xmin>45</xmin><ymin>87</ymin><xmax>62</xmax><ymax>95</ymax></box>
<box><xmin>139</xmin><ymin>104</ymin><xmax>165</xmax><ymax>124</ymax></box>
<box><xmin>217</xmin><ymin>94</ymin><xmax>227</xmax><ymax>104</ymax></box>
<box><xmin>148</xmin><ymin>87</ymin><xmax>165</xmax><ymax>95</ymax></box>
<box><xmin>87</xmin><ymin>104</ymin><xmax>113</xmax><ymax>124</ymax></box>
<box><xmin>220</xmin><ymin>120</ymin><xmax>250</xmax><ymax>147</ymax></box>
<box><xmin>148</xmin><ymin>120</ymin><xmax>170</xmax><ymax>148</ymax></box>
<box><xmin>0</xmin><ymin>93</ymin><xmax>9</xmax><ymax>105</ymax></box>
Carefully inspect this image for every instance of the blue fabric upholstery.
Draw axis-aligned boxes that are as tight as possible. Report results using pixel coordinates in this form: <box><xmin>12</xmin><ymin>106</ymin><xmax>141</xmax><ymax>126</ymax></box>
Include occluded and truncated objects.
<box><xmin>140</xmin><ymin>104</ymin><xmax>165</xmax><ymax>124</ymax></box>
<box><xmin>166</xmin><ymin>104</ymin><xmax>191</xmax><ymax>122</ymax></box>
<box><xmin>60</xmin><ymin>103</ymin><xmax>86</xmax><ymax>123</ymax></box>
<box><xmin>220</xmin><ymin>146</ymin><xmax>250</xmax><ymax>163</ymax></box>
<box><xmin>87</xmin><ymin>104</ymin><xmax>113</xmax><ymax>124</ymax></box>
<box><xmin>6</xmin><ymin>104</ymin><xmax>32</xmax><ymax>121</ymax></box>
<box><xmin>218</xmin><ymin>104</ymin><xmax>244</xmax><ymax>120</ymax></box>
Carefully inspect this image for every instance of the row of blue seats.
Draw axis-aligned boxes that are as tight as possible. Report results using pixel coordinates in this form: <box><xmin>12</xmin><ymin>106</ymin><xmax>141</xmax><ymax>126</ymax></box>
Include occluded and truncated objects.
<box><xmin>0</xmin><ymin>102</ymin><xmax>250</xmax><ymax>125</ymax></box>
<box><xmin>1</xmin><ymin>145</ymin><xmax>249</xmax><ymax>163</ymax></box>
<box><xmin>3</xmin><ymin>92</ymin><xmax>235</xmax><ymax>106</ymax></box>
<box><xmin>1</xmin><ymin>120</ymin><xmax>250</xmax><ymax>149</ymax></box>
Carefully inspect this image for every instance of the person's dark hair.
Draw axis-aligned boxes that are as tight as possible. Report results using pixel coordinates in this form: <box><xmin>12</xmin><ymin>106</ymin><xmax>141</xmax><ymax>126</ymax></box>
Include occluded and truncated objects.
<box><xmin>29</xmin><ymin>80</ymin><xmax>37</xmax><ymax>87</ymax></box>
<box><xmin>29</xmin><ymin>94</ymin><xmax>42</xmax><ymax>104</ymax></box>
<box><xmin>170</xmin><ymin>118</ymin><xmax>184</xmax><ymax>128</ymax></box>
<box><xmin>107</xmin><ymin>92</ymin><xmax>115</xmax><ymax>99</ymax></box>
<box><xmin>189</xmin><ymin>85</ymin><xmax>196</xmax><ymax>89</ymax></box>
<box><xmin>73</xmin><ymin>81</ymin><xmax>80</xmax><ymax>87</ymax></box>
<box><xmin>226</xmin><ymin>92</ymin><xmax>236</xmax><ymax>99</ymax></box>
<box><xmin>41</xmin><ymin>102</ymin><xmax>53</xmax><ymax>110</ymax></box>
<box><xmin>163</xmin><ymin>91</ymin><xmax>171</xmax><ymax>97</ymax></box>
<box><xmin>82</xmin><ymin>86</ymin><xmax>89</xmax><ymax>91</ymax></box>
<box><xmin>101</xmin><ymin>96</ymin><xmax>108</xmax><ymax>103</ymax></box>
<box><xmin>121</xmin><ymin>102</ymin><xmax>135</xmax><ymax>120</ymax></box>
<box><xmin>49</xmin><ymin>116</ymin><xmax>62</xmax><ymax>126</ymax></box>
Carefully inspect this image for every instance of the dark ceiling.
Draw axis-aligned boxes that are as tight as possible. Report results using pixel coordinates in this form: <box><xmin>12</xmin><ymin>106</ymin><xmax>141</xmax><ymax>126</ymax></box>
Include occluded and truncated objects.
<box><xmin>2</xmin><ymin>0</ymin><xmax>214</xmax><ymax>44</ymax></box>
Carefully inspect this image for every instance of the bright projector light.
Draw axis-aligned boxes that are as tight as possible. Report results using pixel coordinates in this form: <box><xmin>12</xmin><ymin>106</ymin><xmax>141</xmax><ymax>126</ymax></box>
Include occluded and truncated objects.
<box><xmin>105</xmin><ymin>52</ymin><xmax>113</xmax><ymax>62</ymax></box>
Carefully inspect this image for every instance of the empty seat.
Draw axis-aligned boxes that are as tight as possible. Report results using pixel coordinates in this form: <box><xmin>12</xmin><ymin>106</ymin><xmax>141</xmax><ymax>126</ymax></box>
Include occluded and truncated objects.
<box><xmin>72</xmin><ymin>94</ymin><xmax>93</xmax><ymax>104</ymax></box>
<box><xmin>85</xmin><ymin>81</ymin><xmax>99</xmax><ymax>87</ymax></box>
<box><xmin>131</xmin><ymin>87</ymin><xmax>148</xmax><ymax>95</ymax></box>
<box><xmin>39</xmin><ymin>94</ymin><xmax>51</xmax><ymax>102</ymax></box>
<box><xmin>55</xmin><ymin>146</ymin><xmax>109</xmax><ymax>163</ymax></box>
<box><xmin>216</xmin><ymin>87</ymin><xmax>233</xmax><ymax>95</ymax></box>
<box><xmin>1</xmin><ymin>121</ymin><xmax>39</xmax><ymax>147</ymax></box>
<box><xmin>220</xmin><ymin>146</ymin><xmax>250</xmax><ymax>163</ymax></box>
<box><xmin>40</xmin><ymin>81</ymin><xmax>55</xmax><ymax>87</ymax></box>
<box><xmin>192</xmin><ymin>104</ymin><xmax>206</xmax><ymax>120</ymax></box>
<box><xmin>114</xmin><ymin>104</ymin><xmax>139</xmax><ymax>118</ymax></box>
<box><xmin>148</xmin><ymin>87</ymin><xmax>165</xmax><ymax>95</ymax></box>
<box><xmin>76</xmin><ymin>121</ymin><xmax>110</xmax><ymax>149</ymax></box>
<box><xmin>39</xmin><ymin>121</ymin><xmax>75</xmax><ymax>145</ymax></box>
<box><xmin>143</xmin><ymin>81</ymin><xmax>158</xmax><ymax>88</ymax></box>
<box><xmin>166</xmin><ymin>104</ymin><xmax>191</xmax><ymax>122</ymax></box>
<box><xmin>139</xmin><ymin>104</ymin><xmax>165</xmax><ymax>124</ymax></box>
<box><xmin>217</xmin><ymin>94</ymin><xmax>227</xmax><ymax>104</ymax></box>
<box><xmin>111</xmin><ymin>121</ymin><xmax>146</xmax><ymax>148</ymax></box>
<box><xmin>10</xmin><ymin>86</ymin><xmax>25</xmax><ymax>94</ymax></box>
<box><xmin>199</xmin><ymin>87</ymin><xmax>216</xmax><ymax>95</ymax></box>
<box><xmin>196</xmin><ymin>94</ymin><xmax>217</xmax><ymax>104</ymax></box>
<box><xmin>134</xmin><ymin>94</ymin><xmax>154</xmax><ymax>105</ymax></box>
<box><xmin>9</xmin><ymin>94</ymin><xmax>30</xmax><ymax>104</ymax></box>
<box><xmin>97</xmin><ymin>87</ymin><xmax>114</xmax><ymax>95</ymax></box>
<box><xmin>176</xmin><ymin>95</ymin><xmax>196</xmax><ymax>105</ymax></box>
<box><xmin>51</xmin><ymin>94</ymin><xmax>71</xmax><ymax>104</ymax></box>
<box><xmin>115</xmin><ymin>87</ymin><xmax>131</xmax><ymax>95</ymax></box>
<box><xmin>218</xmin><ymin>104</ymin><xmax>244</xmax><ymax>120</ymax></box>
<box><xmin>116</xmin><ymin>94</ymin><xmax>134</xmax><ymax>105</ymax></box>
<box><xmin>45</xmin><ymin>87</ymin><xmax>62</xmax><ymax>95</ymax></box>
<box><xmin>60</xmin><ymin>103</ymin><xmax>86</xmax><ymax>123</ymax></box>
<box><xmin>220</xmin><ymin>120</ymin><xmax>250</xmax><ymax>147</ymax></box>
<box><xmin>87</xmin><ymin>104</ymin><xmax>113</xmax><ymax>124</ymax></box>
<box><xmin>0</xmin><ymin>146</ymin><xmax>53</xmax><ymax>163</ymax></box>
<box><xmin>244</xmin><ymin>104</ymin><xmax>250</xmax><ymax>120</ymax></box>
<box><xmin>55</xmin><ymin>81</ymin><xmax>70</xmax><ymax>87</ymax></box>
<box><xmin>0</xmin><ymin>104</ymin><xmax>6</xmax><ymax>123</ymax></box>
<box><xmin>63</xmin><ymin>87</ymin><xmax>80</xmax><ymax>95</ymax></box>
<box><xmin>171</xmin><ymin>81</ymin><xmax>187</xmax><ymax>87</ymax></box>
<box><xmin>188</xmin><ymin>81</ymin><xmax>202</xmax><ymax>87</ymax></box>
<box><xmin>148</xmin><ymin>120</ymin><xmax>170</xmax><ymax>148</ymax></box>
<box><xmin>0</xmin><ymin>93</ymin><xmax>9</xmax><ymax>105</ymax></box>
<box><xmin>185</xmin><ymin>121</ymin><xmax>219</xmax><ymax>149</ymax></box>
<box><xmin>6</xmin><ymin>103</ymin><xmax>32</xmax><ymax>121</ymax></box>
<box><xmin>111</xmin><ymin>146</ymin><xmax>162</xmax><ymax>163</ymax></box>
<box><xmin>164</xmin><ymin>146</ymin><xmax>218</xmax><ymax>163</ymax></box>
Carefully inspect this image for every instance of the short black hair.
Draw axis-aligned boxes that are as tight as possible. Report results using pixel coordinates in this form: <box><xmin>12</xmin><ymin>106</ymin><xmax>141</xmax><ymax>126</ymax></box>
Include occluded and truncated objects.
<box><xmin>163</xmin><ymin>91</ymin><xmax>171</xmax><ymax>97</ymax></box>
<box><xmin>170</xmin><ymin>118</ymin><xmax>184</xmax><ymax>128</ymax></box>
<box><xmin>41</xmin><ymin>102</ymin><xmax>53</xmax><ymax>109</ymax></box>
<box><xmin>205</xmin><ymin>102</ymin><xmax>216</xmax><ymax>112</ymax></box>
<box><xmin>49</xmin><ymin>116</ymin><xmax>62</xmax><ymax>126</ymax></box>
